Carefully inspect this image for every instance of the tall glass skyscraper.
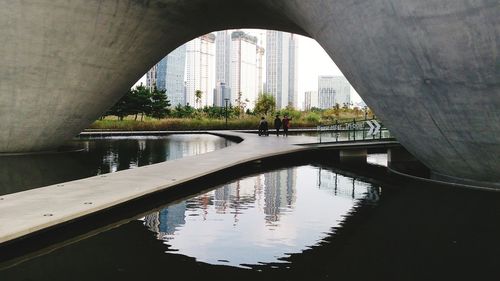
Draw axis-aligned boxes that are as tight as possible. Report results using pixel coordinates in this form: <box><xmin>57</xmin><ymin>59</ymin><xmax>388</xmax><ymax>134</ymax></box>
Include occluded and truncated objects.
<box><xmin>215</xmin><ymin>30</ymin><xmax>232</xmax><ymax>88</ymax></box>
<box><xmin>214</xmin><ymin>30</ymin><xmax>232</xmax><ymax>107</ymax></box>
<box><xmin>265</xmin><ymin>31</ymin><xmax>298</xmax><ymax>109</ymax></box>
<box><xmin>157</xmin><ymin>45</ymin><xmax>187</xmax><ymax>106</ymax></box>
<box><xmin>146</xmin><ymin>44</ymin><xmax>187</xmax><ymax>106</ymax></box>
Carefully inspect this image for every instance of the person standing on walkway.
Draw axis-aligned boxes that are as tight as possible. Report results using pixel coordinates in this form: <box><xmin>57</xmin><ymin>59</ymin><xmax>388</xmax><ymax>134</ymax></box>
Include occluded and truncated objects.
<box><xmin>274</xmin><ymin>115</ymin><xmax>282</xmax><ymax>136</ymax></box>
<box><xmin>258</xmin><ymin>117</ymin><xmax>269</xmax><ymax>136</ymax></box>
<box><xmin>282</xmin><ymin>115</ymin><xmax>291</xmax><ymax>136</ymax></box>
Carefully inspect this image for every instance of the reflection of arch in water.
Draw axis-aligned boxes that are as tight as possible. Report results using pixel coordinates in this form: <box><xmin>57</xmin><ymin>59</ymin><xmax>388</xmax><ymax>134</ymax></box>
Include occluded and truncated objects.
<box><xmin>141</xmin><ymin>165</ymin><xmax>379</xmax><ymax>242</ymax></box>
<box><xmin>138</xmin><ymin>165</ymin><xmax>379</xmax><ymax>267</ymax></box>
<box><xmin>1</xmin><ymin>1</ymin><xmax>498</xmax><ymax>185</ymax></box>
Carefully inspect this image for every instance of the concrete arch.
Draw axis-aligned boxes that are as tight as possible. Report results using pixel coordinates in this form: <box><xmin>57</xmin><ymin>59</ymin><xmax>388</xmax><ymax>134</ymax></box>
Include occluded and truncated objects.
<box><xmin>0</xmin><ymin>0</ymin><xmax>498</xmax><ymax>185</ymax></box>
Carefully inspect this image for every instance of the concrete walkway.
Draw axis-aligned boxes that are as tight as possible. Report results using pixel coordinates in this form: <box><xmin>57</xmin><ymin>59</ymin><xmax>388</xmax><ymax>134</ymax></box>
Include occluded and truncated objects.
<box><xmin>0</xmin><ymin>132</ymin><xmax>318</xmax><ymax>244</ymax></box>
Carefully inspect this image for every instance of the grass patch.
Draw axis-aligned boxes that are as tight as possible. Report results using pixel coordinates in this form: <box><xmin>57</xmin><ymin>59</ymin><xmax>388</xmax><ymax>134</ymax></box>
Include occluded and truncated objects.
<box><xmin>88</xmin><ymin>113</ymin><xmax>372</xmax><ymax>131</ymax></box>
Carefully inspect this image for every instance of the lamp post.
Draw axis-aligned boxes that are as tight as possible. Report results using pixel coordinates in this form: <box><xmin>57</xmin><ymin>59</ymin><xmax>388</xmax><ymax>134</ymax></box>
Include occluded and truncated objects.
<box><xmin>224</xmin><ymin>98</ymin><xmax>229</xmax><ymax>129</ymax></box>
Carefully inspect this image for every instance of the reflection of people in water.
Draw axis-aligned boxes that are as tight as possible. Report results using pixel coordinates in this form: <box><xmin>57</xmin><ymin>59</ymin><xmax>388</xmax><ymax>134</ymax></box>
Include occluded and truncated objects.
<box><xmin>258</xmin><ymin>117</ymin><xmax>269</xmax><ymax>136</ymax></box>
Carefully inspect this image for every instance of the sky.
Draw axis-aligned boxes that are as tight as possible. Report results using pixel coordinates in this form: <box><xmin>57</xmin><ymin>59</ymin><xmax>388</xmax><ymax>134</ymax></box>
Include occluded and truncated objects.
<box><xmin>295</xmin><ymin>34</ymin><xmax>362</xmax><ymax>105</ymax></box>
<box><xmin>135</xmin><ymin>29</ymin><xmax>363</xmax><ymax>109</ymax></box>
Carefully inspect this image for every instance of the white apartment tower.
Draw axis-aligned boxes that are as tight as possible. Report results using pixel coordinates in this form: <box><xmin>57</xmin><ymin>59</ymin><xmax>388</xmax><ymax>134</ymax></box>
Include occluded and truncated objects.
<box><xmin>266</xmin><ymin>31</ymin><xmax>298</xmax><ymax>109</ymax></box>
<box><xmin>185</xmin><ymin>34</ymin><xmax>216</xmax><ymax>108</ymax></box>
<box><xmin>230</xmin><ymin>31</ymin><xmax>261</xmax><ymax>110</ymax></box>
<box><xmin>318</xmin><ymin>76</ymin><xmax>351</xmax><ymax>109</ymax></box>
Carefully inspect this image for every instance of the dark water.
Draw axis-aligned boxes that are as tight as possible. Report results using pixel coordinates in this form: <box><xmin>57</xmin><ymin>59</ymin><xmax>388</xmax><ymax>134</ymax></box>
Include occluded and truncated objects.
<box><xmin>2</xmin><ymin>137</ymin><xmax>500</xmax><ymax>280</ymax></box>
<box><xmin>0</xmin><ymin>134</ymin><xmax>232</xmax><ymax>196</ymax></box>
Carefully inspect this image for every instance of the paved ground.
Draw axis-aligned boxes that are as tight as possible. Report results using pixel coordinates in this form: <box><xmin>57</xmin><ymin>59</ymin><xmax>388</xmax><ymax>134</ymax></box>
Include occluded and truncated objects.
<box><xmin>0</xmin><ymin>132</ymin><xmax>318</xmax><ymax>244</ymax></box>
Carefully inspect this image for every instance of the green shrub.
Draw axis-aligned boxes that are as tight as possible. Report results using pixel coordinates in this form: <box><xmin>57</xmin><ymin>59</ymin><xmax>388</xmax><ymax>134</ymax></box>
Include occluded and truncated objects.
<box><xmin>305</xmin><ymin>112</ymin><xmax>321</xmax><ymax>123</ymax></box>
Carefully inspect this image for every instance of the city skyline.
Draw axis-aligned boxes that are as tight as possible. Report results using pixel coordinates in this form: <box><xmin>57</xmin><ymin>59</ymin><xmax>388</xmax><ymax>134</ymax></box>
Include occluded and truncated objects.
<box><xmin>138</xmin><ymin>29</ymin><xmax>363</xmax><ymax>109</ymax></box>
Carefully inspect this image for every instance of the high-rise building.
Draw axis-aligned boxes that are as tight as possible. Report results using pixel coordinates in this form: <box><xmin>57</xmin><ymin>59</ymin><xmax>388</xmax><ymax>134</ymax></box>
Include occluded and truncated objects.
<box><xmin>213</xmin><ymin>82</ymin><xmax>231</xmax><ymax>107</ymax></box>
<box><xmin>288</xmin><ymin>34</ymin><xmax>298</xmax><ymax>108</ymax></box>
<box><xmin>266</xmin><ymin>31</ymin><xmax>298</xmax><ymax>109</ymax></box>
<box><xmin>145</xmin><ymin>45</ymin><xmax>187</xmax><ymax>106</ymax></box>
<box><xmin>230</xmin><ymin>31</ymin><xmax>260</xmax><ymax>110</ymax></box>
<box><xmin>303</xmin><ymin>90</ymin><xmax>318</xmax><ymax>110</ymax></box>
<box><xmin>318</xmin><ymin>76</ymin><xmax>351</xmax><ymax>109</ymax></box>
<box><xmin>185</xmin><ymin>33</ymin><xmax>216</xmax><ymax>108</ymax></box>
<box><xmin>215</xmin><ymin>30</ymin><xmax>232</xmax><ymax>87</ymax></box>
<box><xmin>256</xmin><ymin>46</ymin><xmax>265</xmax><ymax>95</ymax></box>
<box><xmin>145</xmin><ymin>64</ymin><xmax>157</xmax><ymax>90</ymax></box>
<box><xmin>157</xmin><ymin>45</ymin><xmax>187</xmax><ymax>106</ymax></box>
<box><xmin>215</xmin><ymin>30</ymin><xmax>231</xmax><ymax>107</ymax></box>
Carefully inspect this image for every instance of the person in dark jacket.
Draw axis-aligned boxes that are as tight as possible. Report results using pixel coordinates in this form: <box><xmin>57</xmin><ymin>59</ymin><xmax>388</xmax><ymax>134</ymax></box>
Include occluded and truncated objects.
<box><xmin>282</xmin><ymin>115</ymin><xmax>291</xmax><ymax>136</ymax></box>
<box><xmin>274</xmin><ymin>115</ymin><xmax>282</xmax><ymax>136</ymax></box>
<box><xmin>258</xmin><ymin>117</ymin><xmax>269</xmax><ymax>136</ymax></box>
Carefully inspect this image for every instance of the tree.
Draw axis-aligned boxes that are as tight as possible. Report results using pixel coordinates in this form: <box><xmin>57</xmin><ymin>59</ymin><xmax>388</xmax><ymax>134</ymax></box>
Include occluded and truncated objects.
<box><xmin>195</xmin><ymin>90</ymin><xmax>203</xmax><ymax>108</ymax></box>
<box><xmin>106</xmin><ymin>90</ymin><xmax>133</xmax><ymax>120</ymax></box>
<box><xmin>309</xmin><ymin>107</ymin><xmax>323</xmax><ymax>113</ymax></box>
<box><xmin>333</xmin><ymin>103</ymin><xmax>341</xmax><ymax>118</ymax></box>
<box><xmin>104</xmin><ymin>84</ymin><xmax>156</xmax><ymax>121</ymax></box>
<box><xmin>254</xmin><ymin>93</ymin><xmax>276</xmax><ymax>116</ymax></box>
<box><xmin>132</xmin><ymin>84</ymin><xmax>152</xmax><ymax>121</ymax></box>
<box><xmin>279</xmin><ymin>105</ymin><xmax>301</xmax><ymax>120</ymax></box>
<box><xmin>234</xmin><ymin>92</ymin><xmax>247</xmax><ymax>117</ymax></box>
<box><xmin>150</xmin><ymin>87</ymin><xmax>171</xmax><ymax>119</ymax></box>
<box><xmin>305</xmin><ymin>112</ymin><xmax>321</xmax><ymax>123</ymax></box>
<box><xmin>172</xmin><ymin>103</ymin><xmax>195</xmax><ymax>118</ymax></box>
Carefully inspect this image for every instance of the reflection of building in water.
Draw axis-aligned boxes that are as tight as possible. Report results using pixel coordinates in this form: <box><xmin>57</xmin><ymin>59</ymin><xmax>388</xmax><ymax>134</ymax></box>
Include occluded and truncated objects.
<box><xmin>317</xmin><ymin>168</ymin><xmax>370</xmax><ymax>200</ymax></box>
<box><xmin>143</xmin><ymin>168</ymin><xmax>301</xmax><ymax>238</ymax></box>
<box><xmin>213</xmin><ymin>179</ymin><xmax>257</xmax><ymax>219</ymax></box>
<box><xmin>166</xmin><ymin>136</ymin><xmax>225</xmax><ymax>160</ymax></box>
<box><xmin>214</xmin><ymin>184</ymin><xmax>234</xmax><ymax>213</ymax></box>
<box><xmin>264</xmin><ymin>168</ymin><xmax>297</xmax><ymax>223</ymax></box>
<box><xmin>143</xmin><ymin>202</ymin><xmax>186</xmax><ymax>239</ymax></box>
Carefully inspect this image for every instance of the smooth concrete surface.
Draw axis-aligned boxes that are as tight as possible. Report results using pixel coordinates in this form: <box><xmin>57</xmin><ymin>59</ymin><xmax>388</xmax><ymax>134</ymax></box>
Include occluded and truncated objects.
<box><xmin>0</xmin><ymin>1</ymin><xmax>498</xmax><ymax>185</ymax></box>
<box><xmin>388</xmin><ymin>146</ymin><xmax>429</xmax><ymax>177</ymax></box>
<box><xmin>339</xmin><ymin>149</ymin><xmax>368</xmax><ymax>164</ymax></box>
<box><xmin>0</xmin><ymin>132</ymin><xmax>315</xmax><ymax>244</ymax></box>
<box><xmin>388</xmin><ymin>147</ymin><xmax>420</xmax><ymax>167</ymax></box>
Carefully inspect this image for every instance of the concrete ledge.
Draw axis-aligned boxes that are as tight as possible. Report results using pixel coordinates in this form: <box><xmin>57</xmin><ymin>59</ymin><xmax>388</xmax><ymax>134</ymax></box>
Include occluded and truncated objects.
<box><xmin>388</xmin><ymin>166</ymin><xmax>500</xmax><ymax>192</ymax></box>
<box><xmin>0</xmin><ymin>132</ymin><xmax>316</xmax><ymax>245</ymax></box>
<box><xmin>430</xmin><ymin>171</ymin><xmax>500</xmax><ymax>190</ymax></box>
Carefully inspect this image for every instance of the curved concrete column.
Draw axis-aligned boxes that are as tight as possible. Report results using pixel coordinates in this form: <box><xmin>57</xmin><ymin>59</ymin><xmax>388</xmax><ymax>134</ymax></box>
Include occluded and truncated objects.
<box><xmin>0</xmin><ymin>0</ymin><xmax>305</xmax><ymax>153</ymax></box>
<box><xmin>280</xmin><ymin>0</ymin><xmax>500</xmax><ymax>184</ymax></box>
<box><xmin>0</xmin><ymin>0</ymin><xmax>498</xmax><ymax>185</ymax></box>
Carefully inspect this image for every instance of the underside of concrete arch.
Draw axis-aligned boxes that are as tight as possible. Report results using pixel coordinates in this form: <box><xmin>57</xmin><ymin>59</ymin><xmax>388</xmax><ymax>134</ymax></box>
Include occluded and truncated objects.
<box><xmin>0</xmin><ymin>0</ymin><xmax>498</xmax><ymax>186</ymax></box>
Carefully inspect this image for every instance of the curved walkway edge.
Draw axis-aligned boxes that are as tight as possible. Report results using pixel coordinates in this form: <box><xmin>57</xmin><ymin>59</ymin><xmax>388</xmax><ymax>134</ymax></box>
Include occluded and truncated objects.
<box><xmin>0</xmin><ymin>131</ymin><xmax>317</xmax><ymax>245</ymax></box>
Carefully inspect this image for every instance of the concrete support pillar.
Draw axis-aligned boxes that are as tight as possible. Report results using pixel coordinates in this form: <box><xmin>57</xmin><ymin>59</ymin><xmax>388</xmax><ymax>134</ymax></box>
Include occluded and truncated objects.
<box><xmin>339</xmin><ymin>149</ymin><xmax>367</xmax><ymax>164</ymax></box>
<box><xmin>388</xmin><ymin>147</ymin><xmax>427</xmax><ymax>174</ymax></box>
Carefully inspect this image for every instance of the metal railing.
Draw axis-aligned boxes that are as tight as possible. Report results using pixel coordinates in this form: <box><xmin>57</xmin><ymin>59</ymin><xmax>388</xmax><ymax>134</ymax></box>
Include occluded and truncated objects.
<box><xmin>317</xmin><ymin>117</ymin><xmax>393</xmax><ymax>143</ymax></box>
